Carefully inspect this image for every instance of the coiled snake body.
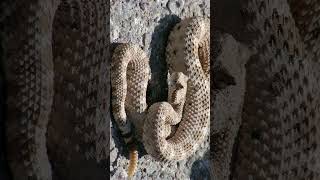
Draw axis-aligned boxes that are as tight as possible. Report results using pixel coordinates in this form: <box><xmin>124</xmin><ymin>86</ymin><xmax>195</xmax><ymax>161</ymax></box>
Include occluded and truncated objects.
<box><xmin>111</xmin><ymin>17</ymin><xmax>210</xmax><ymax>177</ymax></box>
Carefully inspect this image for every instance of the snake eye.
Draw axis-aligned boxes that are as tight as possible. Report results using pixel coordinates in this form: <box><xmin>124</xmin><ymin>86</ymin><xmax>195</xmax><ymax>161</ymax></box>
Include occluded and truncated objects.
<box><xmin>176</xmin><ymin>83</ymin><xmax>184</xmax><ymax>90</ymax></box>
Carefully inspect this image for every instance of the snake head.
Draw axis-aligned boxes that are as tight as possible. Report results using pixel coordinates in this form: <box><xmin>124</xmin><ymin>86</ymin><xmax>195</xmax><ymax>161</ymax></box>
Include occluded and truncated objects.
<box><xmin>167</xmin><ymin>72</ymin><xmax>188</xmax><ymax>105</ymax></box>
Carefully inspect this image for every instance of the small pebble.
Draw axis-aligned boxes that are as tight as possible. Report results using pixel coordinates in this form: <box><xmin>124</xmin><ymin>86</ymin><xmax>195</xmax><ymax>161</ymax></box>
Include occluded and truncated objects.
<box><xmin>139</xmin><ymin>2</ymin><xmax>149</xmax><ymax>10</ymax></box>
<box><xmin>167</xmin><ymin>0</ymin><xmax>185</xmax><ymax>14</ymax></box>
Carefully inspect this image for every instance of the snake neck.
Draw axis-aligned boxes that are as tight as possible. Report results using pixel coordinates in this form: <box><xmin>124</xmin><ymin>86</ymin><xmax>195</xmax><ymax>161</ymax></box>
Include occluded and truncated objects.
<box><xmin>168</xmin><ymin>101</ymin><xmax>184</xmax><ymax>120</ymax></box>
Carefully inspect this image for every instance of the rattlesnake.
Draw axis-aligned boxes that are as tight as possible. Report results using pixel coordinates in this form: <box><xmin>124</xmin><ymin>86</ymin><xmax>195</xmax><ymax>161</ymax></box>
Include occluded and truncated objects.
<box><xmin>213</xmin><ymin>0</ymin><xmax>320</xmax><ymax>179</ymax></box>
<box><xmin>111</xmin><ymin>16</ymin><xmax>210</xmax><ymax>177</ymax></box>
<box><xmin>1</xmin><ymin>1</ymin><xmax>109</xmax><ymax>179</ymax></box>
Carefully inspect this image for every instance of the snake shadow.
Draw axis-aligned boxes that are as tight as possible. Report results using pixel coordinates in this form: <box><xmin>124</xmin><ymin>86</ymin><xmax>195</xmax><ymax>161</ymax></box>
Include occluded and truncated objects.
<box><xmin>190</xmin><ymin>159</ymin><xmax>211</xmax><ymax>180</ymax></box>
<box><xmin>146</xmin><ymin>14</ymin><xmax>181</xmax><ymax>106</ymax></box>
